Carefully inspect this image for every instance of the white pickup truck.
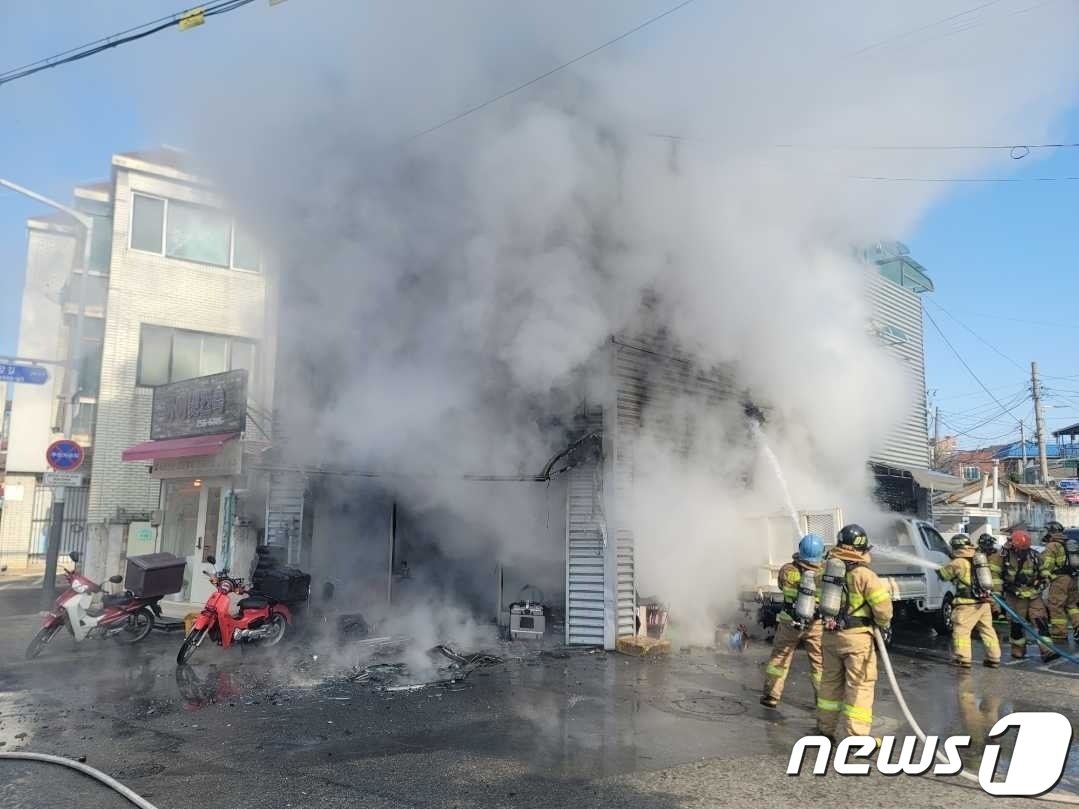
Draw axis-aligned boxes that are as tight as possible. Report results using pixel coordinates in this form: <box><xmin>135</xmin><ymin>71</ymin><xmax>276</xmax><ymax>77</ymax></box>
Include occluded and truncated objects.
<box><xmin>741</xmin><ymin>511</ymin><xmax>956</xmax><ymax>636</ymax></box>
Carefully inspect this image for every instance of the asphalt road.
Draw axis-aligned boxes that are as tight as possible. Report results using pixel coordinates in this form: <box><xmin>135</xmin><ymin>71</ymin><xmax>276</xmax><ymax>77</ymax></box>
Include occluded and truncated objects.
<box><xmin>0</xmin><ymin>592</ymin><xmax>1076</xmax><ymax>809</ymax></box>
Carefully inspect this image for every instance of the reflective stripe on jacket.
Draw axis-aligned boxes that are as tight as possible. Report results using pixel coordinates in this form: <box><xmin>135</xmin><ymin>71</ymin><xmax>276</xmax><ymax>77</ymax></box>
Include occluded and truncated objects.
<box><xmin>1000</xmin><ymin>548</ymin><xmax>1042</xmax><ymax>599</ymax></box>
<box><xmin>1041</xmin><ymin>538</ymin><xmax>1068</xmax><ymax>578</ymax></box>
<box><xmin>937</xmin><ymin>548</ymin><xmax>985</xmax><ymax>605</ymax></box>
<box><xmin>987</xmin><ymin>552</ymin><xmax>1003</xmax><ymax>594</ymax></box>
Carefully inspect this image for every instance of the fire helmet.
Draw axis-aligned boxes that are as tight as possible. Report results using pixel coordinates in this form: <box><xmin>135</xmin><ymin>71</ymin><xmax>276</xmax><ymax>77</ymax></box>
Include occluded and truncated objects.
<box><xmin>837</xmin><ymin>524</ymin><xmax>870</xmax><ymax>551</ymax></box>
<box><xmin>1011</xmin><ymin>530</ymin><xmax>1031</xmax><ymax>551</ymax></box>
<box><xmin>949</xmin><ymin>533</ymin><xmax>971</xmax><ymax>551</ymax></box>
<box><xmin>1045</xmin><ymin>520</ymin><xmax>1065</xmax><ymax>536</ymax></box>
<box><xmin>977</xmin><ymin>533</ymin><xmax>996</xmax><ymax>552</ymax></box>
<box><xmin>797</xmin><ymin>533</ymin><xmax>825</xmax><ymax>564</ymax></box>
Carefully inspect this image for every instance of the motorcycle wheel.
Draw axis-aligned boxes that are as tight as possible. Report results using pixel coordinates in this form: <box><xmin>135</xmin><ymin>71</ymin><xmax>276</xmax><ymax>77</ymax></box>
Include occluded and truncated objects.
<box><xmin>177</xmin><ymin>627</ymin><xmax>206</xmax><ymax>665</ymax></box>
<box><xmin>26</xmin><ymin>624</ymin><xmax>62</xmax><ymax>660</ymax></box>
<box><xmin>115</xmin><ymin>607</ymin><xmax>155</xmax><ymax>644</ymax></box>
<box><xmin>260</xmin><ymin>614</ymin><xmax>287</xmax><ymax>647</ymax></box>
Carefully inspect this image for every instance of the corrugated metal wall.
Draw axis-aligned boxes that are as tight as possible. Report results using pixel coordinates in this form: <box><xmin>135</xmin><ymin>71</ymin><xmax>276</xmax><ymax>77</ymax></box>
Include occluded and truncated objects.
<box><xmin>607</xmin><ymin>337</ymin><xmax>734</xmax><ymax>645</ymax></box>
<box><xmin>866</xmin><ymin>271</ymin><xmax>930</xmax><ymax>469</ymax></box>
<box><xmin>565</xmin><ymin>408</ymin><xmax>606</xmax><ymax>646</ymax></box>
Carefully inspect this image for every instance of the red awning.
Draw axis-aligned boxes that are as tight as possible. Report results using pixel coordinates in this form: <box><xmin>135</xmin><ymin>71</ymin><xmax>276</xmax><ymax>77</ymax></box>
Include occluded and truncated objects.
<box><xmin>121</xmin><ymin>432</ymin><xmax>240</xmax><ymax>462</ymax></box>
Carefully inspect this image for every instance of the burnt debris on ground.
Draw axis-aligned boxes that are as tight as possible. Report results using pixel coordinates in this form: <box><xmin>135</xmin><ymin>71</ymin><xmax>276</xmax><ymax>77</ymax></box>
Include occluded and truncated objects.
<box><xmin>346</xmin><ymin>644</ymin><xmax>505</xmax><ymax>692</ymax></box>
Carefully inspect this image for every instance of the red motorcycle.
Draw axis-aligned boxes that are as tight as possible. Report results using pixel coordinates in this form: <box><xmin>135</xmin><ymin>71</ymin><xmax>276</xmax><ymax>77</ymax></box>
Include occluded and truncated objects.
<box><xmin>26</xmin><ymin>551</ymin><xmax>161</xmax><ymax>659</ymax></box>
<box><xmin>176</xmin><ymin>556</ymin><xmax>292</xmax><ymax>665</ymax></box>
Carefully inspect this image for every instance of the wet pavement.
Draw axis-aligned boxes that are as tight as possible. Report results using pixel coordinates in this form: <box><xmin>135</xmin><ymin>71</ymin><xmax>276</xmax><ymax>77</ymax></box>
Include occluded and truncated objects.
<box><xmin>0</xmin><ymin>597</ymin><xmax>1077</xmax><ymax>809</ymax></box>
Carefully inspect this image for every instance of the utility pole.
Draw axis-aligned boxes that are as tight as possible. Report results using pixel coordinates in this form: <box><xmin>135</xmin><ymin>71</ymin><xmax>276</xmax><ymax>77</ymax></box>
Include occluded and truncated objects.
<box><xmin>932</xmin><ymin>405</ymin><xmax>941</xmax><ymax>469</ymax></box>
<box><xmin>0</xmin><ymin>178</ymin><xmax>92</xmax><ymax>606</ymax></box>
<box><xmin>1020</xmin><ymin>420</ymin><xmax>1028</xmax><ymax>482</ymax></box>
<box><xmin>1031</xmin><ymin>361</ymin><xmax>1050</xmax><ymax>485</ymax></box>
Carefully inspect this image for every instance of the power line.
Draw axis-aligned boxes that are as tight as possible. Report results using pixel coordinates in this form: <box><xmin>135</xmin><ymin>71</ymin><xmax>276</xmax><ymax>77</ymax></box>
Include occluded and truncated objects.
<box><xmin>852</xmin><ymin>174</ymin><xmax>1079</xmax><ymax>183</ymax></box>
<box><xmin>926</xmin><ymin>300</ymin><xmax>1025</xmax><ymax>371</ymax></box>
<box><xmin>403</xmin><ymin>0</ymin><xmax>699</xmax><ymax>143</ymax></box>
<box><xmin>941</xmin><ymin>393</ymin><xmax>1030</xmax><ymax>423</ymax></box>
<box><xmin>0</xmin><ymin>0</ymin><xmax>260</xmax><ymax>87</ymax></box>
<box><xmin>932</xmin><ymin>380</ymin><xmax>1030</xmax><ymax>401</ymax></box>
<box><xmin>924</xmin><ymin>308</ymin><xmax>1024</xmax><ymax>427</ymax></box>
<box><xmin>649</xmin><ymin>132</ymin><xmax>1079</xmax><ymax>157</ymax></box>
<box><xmin>939</xmin><ymin>414</ymin><xmax>1020</xmax><ymax>442</ymax></box>
<box><xmin>850</xmin><ymin>0</ymin><xmax>1008</xmax><ymax>57</ymax></box>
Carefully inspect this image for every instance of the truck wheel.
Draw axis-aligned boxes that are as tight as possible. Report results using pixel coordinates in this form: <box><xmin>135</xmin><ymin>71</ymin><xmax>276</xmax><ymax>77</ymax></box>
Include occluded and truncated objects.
<box><xmin>933</xmin><ymin>594</ymin><xmax>955</xmax><ymax>636</ymax></box>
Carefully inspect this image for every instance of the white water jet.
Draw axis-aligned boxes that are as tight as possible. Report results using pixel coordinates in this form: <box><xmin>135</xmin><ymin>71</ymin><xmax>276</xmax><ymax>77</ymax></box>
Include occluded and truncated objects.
<box><xmin>871</xmin><ymin>546</ymin><xmax>942</xmax><ymax>571</ymax></box>
<box><xmin>750</xmin><ymin>422</ymin><xmax>801</xmax><ymax>540</ymax></box>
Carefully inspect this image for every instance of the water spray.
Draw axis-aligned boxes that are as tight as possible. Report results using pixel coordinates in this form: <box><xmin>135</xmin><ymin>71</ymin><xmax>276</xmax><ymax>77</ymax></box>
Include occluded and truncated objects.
<box><xmin>746</xmin><ymin>411</ymin><xmax>801</xmax><ymax>540</ymax></box>
<box><xmin>870</xmin><ymin>547</ymin><xmax>942</xmax><ymax>571</ymax></box>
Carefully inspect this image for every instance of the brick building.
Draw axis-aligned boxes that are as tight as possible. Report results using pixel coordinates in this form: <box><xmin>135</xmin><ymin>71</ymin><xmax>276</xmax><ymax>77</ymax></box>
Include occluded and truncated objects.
<box><xmin>0</xmin><ymin>149</ymin><xmax>275</xmax><ymax>592</ymax></box>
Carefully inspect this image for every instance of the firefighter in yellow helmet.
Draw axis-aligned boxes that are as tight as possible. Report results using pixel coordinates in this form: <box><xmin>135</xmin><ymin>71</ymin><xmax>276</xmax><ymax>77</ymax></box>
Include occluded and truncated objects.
<box><xmin>1040</xmin><ymin>521</ymin><xmax>1079</xmax><ymax>646</ymax></box>
<box><xmin>761</xmin><ymin>533</ymin><xmax>825</xmax><ymax>708</ymax></box>
<box><xmin>937</xmin><ymin>534</ymin><xmax>1001</xmax><ymax>669</ymax></box>
<box><xmin>815</xmin><ymin>524</ymin><xmax>893</xmax><ymax>740</ymax></box>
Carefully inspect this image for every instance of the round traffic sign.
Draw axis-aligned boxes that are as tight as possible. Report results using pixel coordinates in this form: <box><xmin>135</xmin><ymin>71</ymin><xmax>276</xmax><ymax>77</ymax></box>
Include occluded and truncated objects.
<box><xmin>46</xmin><ymin>439</ymin><xmax>84</xmax><ymax>472</ymax></box>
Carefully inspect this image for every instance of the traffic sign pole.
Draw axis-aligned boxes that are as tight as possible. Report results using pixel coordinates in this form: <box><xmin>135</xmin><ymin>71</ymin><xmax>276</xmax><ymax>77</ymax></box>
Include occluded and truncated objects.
<box><xmin>2</xmin><ymin>178</ymin><xmax>93</xmax><ymax>608</ymax></box>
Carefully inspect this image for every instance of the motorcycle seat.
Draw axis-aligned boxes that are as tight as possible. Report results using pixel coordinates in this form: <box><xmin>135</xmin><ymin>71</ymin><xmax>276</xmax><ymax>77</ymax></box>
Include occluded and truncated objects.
<box><xmin>238</xmin><ymin>596</ymin><xmax>269</xmax><ymax>611</ymax></box>
<box><xmin>102</xmin><ymin>592</ymin><xmax>134</xmax><ymax>608</ymax></box>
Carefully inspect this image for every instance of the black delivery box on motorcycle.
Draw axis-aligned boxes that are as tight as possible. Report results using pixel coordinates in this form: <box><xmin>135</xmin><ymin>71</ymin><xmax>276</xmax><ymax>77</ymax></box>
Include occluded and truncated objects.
<box><xmin>125</xmin><ymin>553</ymin><xmax>186</xmax><ymax>597</ymax></box>
<box><xmin>255</xmin><ymin>567</ymin><xmax>311</xmax><ymax>604</ymax></box>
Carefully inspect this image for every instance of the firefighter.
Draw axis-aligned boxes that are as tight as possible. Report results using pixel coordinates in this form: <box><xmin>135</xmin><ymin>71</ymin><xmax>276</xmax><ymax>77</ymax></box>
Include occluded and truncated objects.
<box><xmin>761</xmin><ymin>533</ymin><xmax>825</xmax><ymax>708</ymax></box>
<box><xmin>999</xmin><ymin>529</ymin><xmax>1056</xmax><ymax>661</ymax></box>
<box><xmin>1040</xmin><ymin>521</ymin><xmax>1079</xmax><ymax>645</ymax></box>
<box><xmin>978</xmin><ymin>533</ymin><xmax>1003</xmax><ymax>609</ymax></box>
<box><xmin>815</xmin><ymin>524</ymin><xmax>893</xmax><ymax>741</ymax></box>
<box><xmin>978</xmin><ymin>533</ymin><xmax>1005</xmax><ymax>625</ymax></box>
<box><xmin>937</xmin><ymin>534</ymin><xmax>1001</xmax><ymax>668</ymax></box>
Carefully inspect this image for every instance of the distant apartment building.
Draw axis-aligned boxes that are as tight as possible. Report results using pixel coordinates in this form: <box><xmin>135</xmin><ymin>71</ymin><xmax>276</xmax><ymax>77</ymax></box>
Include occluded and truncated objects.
<box><xmin>0</xmin><ymin>149</ymin><xmax>275</xmax><ymax>587</ymax></box>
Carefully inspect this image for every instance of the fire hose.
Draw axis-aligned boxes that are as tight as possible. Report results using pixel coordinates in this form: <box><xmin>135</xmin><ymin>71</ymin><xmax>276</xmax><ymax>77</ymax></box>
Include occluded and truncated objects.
<box><xmin>0</xmin><ymin>751</ymin><xmax>161</xmax><ymax>809</ymax></box>
<box><xmin>989</xmin><ymin>593</ymin><xmax>1079</xmax><ymax>666</ymax></box>
<box><xmin>873</xmin><ymin>627</ymin><xmax>1079</xmax><ymax>804</ymax></box>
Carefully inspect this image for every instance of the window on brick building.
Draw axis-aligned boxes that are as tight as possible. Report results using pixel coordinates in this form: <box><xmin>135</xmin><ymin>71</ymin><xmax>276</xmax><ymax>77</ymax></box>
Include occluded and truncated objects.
<box><xmin>166</xmin><ymin>200</ymin><xmax>231</xmax><ymax>266</ymax></box>
<box><xmin>130</xmin><ymin>192</ymin><xmax>260</xmax><ymax>271</ymax></box>
<box><xmin>962</xmin><ymin>465</ymin><xmax>981</xmax><ymax>482</ymax></box>
<box><xmin>131</xmin><ymin>194</ymin><xmax>164</xmax><ymax>253</ymax></box>
<box><xmin>137</xmin><ymin>324</ymin><xmax>257</xmax><ymax>388</ymax></box>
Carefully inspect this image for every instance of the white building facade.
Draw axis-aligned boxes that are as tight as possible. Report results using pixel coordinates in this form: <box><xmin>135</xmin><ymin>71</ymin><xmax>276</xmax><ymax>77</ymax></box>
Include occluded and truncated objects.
<box><xmin>0</xmin><ymin>149</ymin><xmax>275</xmax><ymax>594</ymax></box>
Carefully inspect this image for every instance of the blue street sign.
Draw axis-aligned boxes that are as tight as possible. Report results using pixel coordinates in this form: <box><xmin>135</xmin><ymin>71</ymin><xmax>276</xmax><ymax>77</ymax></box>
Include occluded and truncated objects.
<box><xmin>0</xmin><ymin>363</ymin><xmax>49</xmax><ymax>385</ymax></box>
<box><xmin>46</xmin><ymin>439</ymin><xmax>84</xmax><ymax>472</ymax></box>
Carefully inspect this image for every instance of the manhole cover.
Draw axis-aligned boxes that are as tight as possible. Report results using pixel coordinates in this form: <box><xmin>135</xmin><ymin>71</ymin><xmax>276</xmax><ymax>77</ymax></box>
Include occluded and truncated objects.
<box><xmin>649</xmin><ymin>691</ymin><xmax>746</xmax><ymax>721</ymax></box>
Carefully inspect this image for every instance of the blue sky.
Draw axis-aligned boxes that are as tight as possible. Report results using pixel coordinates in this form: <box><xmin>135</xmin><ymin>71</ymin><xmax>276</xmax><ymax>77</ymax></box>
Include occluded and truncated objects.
<box><xmin>2</xmin><ymin>1</ymin><xmax>1077</xmax><ymax>451</ymax></box>
<box><xmin>910</xmin><ymin>105</ymin><xmax>1079</xmax><ymax>450</ymax></box>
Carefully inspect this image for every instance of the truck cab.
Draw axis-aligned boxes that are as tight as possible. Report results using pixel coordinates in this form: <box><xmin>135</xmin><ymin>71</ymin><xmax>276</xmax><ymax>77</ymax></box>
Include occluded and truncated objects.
<box><xmin>872</xmin><ymin>517</ymin><xmax>956</xmax><ymax>634</ymax></box>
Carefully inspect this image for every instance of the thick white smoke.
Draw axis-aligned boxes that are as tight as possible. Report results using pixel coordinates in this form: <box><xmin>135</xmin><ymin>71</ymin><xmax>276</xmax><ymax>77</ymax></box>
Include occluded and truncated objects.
<box><xmin>142</xmin><ymin>1</ymin><xmax>1079</xmax><ymax>640</ymax></box>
